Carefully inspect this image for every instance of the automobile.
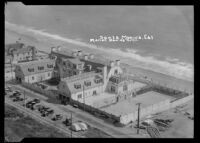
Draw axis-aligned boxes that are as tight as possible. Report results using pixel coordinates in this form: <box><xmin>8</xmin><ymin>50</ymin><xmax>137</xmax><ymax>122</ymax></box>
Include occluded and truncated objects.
<box><xmin>35</xmin><ymin>104</ymin><xmax>43</xmax><ymax>110</ymax></box>
<box><xmin>32</xmin><ymin>98</ymin><xmax>40</xmax><ymax>103</ymax></box>
<box><xmin>77</xmin><ymin>122</ymin><xmax>88</xmax><ymax>131</ymax></box>
<box><xmin>72</xmin><ymin>104</ymin><xmax>78</xmax><ymax>108</ymax></box>
<box><xmin>52</xmin><ymin>114</ymin><xmax>63</xmax><ymax>121</ymax></box>
<box><xmin>42</xmin><ymin>109</ymin><xmax>54</xmax><ymax>116</ymax></box>
<box><xmin>9</xmin><ymin>93</ymin><xmax>20</xmax><ymax>98</ymax></box>
<box><xmin>13</xmin><ymin>97</ymin><xmax>24</xmax><ymax>102</ymax></box>
<box><xmin>26</xmin><ymin>101</ymin><xmax>37</xmax><ymax>108</ymax></box>
<box><xmin>63</xmin><ymin>117</ymin><xmax>72</xmax><ymax>126</ymax></box>
<box><xmin>38</xmin><ymin>106</ymin><xmax>49</xmax><ymax>112</ymax></box>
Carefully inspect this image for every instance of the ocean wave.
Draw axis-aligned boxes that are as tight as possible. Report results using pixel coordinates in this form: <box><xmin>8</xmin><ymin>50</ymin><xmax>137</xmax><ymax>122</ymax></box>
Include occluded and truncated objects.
<box><xmin>5</xmin><ymin>21</ymin><xmax>194</xmax><ymax>82</ymax></box>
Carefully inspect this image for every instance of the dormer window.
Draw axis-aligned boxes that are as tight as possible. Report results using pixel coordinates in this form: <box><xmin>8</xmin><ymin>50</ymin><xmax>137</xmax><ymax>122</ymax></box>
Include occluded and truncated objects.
<box><xmin>94</xmin><ymin>78</ymin><xmax>102</xmax><ymax>84</ymax></box>
<box><xmin>84</xmin><ymin>81</ymin><xmax>91</xmax><ymax>86</ymax></box>
<box><xmin>28</xmin><ymin>68</ymin><xmax>34</xmax><ymax>72</ymax></box>
<box><xmin>47</xmin><ymin>64</ymin><xmax>53</xmax><ymax>68</ymax></box>
<box><xmin>38</xmin><ymin>66</ymin><xmax>44</xmax><ymax>70</ymax></box>
<box><xmin>74</xmin><ymin>83</ymin><xmax>81</xmax><ymax>89</ymax></box>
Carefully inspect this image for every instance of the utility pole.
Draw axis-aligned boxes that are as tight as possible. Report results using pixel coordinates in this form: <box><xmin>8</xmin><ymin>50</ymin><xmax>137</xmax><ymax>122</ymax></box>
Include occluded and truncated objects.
<box><xmin>83</xmin><ymin>84</ymin><xmax>85</xmax><ymax>112</ymax></box>
<box><xmin>24</xmin><ymin>90</ymin><xmax>26</xmax><ymax>108</ymax></box>
<box><xmin>10</xmin><ymin>58</ymin><xmax>13</xmax><ymax>81</ymax></box>
<box><xmin>70</xmin><ymin>112</ymin><xmax>72</xmax><ymax>138</ymax></box>
<box><xmin>136</xmin><ymin>103</ymin><xmax>141</xmax><ymax>134</ymax></box>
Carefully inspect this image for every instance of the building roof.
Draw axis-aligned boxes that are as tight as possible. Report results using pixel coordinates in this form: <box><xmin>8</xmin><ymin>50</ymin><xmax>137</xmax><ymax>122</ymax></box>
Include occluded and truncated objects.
<box><xmin>66</xmin><ymin>58</ymin><xmax>83</xmax><ymax>64</ymax></box>
<box><xmin>16</xmin><ymin>59</ymin><xmax>55</xmax><ymax>76</ymax></box>
<box><xmin>62</xmin><ymin>72</ymin><xmax>103</xmax><ymax>94</ymax></box>
<box><xmin>12</xmin><ymin>45</ymin><xmax>34</xmax><ymax>54</ymax></box>
<box><xmin>5</xmin><ymin>42</ymin><xmax>24</xmax><ymax>51</ymax></box>
<box><xmin>109</xmin><ymin>74</ymin><xmax>130</xmax><ymax>84</ymax></box>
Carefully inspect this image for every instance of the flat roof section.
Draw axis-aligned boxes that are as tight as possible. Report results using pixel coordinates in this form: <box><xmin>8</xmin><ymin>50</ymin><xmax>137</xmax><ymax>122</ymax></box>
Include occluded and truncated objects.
<box><xmin>100</xmin><ymin>91</ymin><xmax>175</xmax><ymax>117</ymax></box>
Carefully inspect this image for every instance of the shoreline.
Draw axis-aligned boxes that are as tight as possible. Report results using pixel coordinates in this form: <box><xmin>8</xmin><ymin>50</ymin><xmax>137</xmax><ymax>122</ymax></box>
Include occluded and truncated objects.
<box><xmin>5</xmin><ymin>28</ymin><xmax>194</xmax><ymax>92</ymax></box>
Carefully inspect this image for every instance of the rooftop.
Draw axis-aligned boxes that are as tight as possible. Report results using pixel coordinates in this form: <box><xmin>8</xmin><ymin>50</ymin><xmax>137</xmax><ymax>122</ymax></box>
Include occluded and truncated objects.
<box><xmin>16</xmin><ymin>59</ymin><xmax>55</xmax><ymax>76</ymax></box>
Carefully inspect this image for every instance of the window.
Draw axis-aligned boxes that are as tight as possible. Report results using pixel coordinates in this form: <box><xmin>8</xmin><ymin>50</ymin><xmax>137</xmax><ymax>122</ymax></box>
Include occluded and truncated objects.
<box><xmin>84</xmin><ymin>81</ymin><xmax>91</xmax><ymax>86</ymax></box>
<box><xmin>77</xmin><ymin>94</ymin><xmax>82</xmax><ymax>99</ymax></box>
<box><xmin>32</xmin><ymin>76</ymin><xmax>34</xmax><ymax>80</ymax></box>
<box><xmin>93</xmin><ymin>90</ymin><xmax>97</xmax><ymax>95</ymax></box>
<box><xmin>111</xmin><ymin>86</ymin><xmax>115</xmax><ymax>92</ymax></box>
<box><xmin>47</xmin><ymin>64</ymin><xmax>53</xmax><ymax>68</ymax></box>
<box><xmin>94</xmin><ymin>78</ymin><xmax>102</xmax><ymax>84</ymax></box>
<box><xmin>48</xmin><ymin>72</ymin><xmax>51</xmax><ymax>77</ymax></box>
<box><xmin>73</xmin><ymin>64</ymin><xmax>77</xmax><ymax>69</ymax></box>
<box><xmin>73</xmin><ymin>71</ymin><xmax>76</xmax><ymax>75</ymax></box>
<box><xmin>28</xmin><ymin>68</ymin><xmax>34</xmax><ymax>72</ymax></box>
<box><xmin>123</xmin><ymin>84</ymin><xmax>128</xmax><ymax>91</ymax></box>
<box><xmin>74</xmin><ymin>83</ymin><xmax>81</xmax><ymax>89</ymax></box>
<box><xmin>38</xmin><ymin>66</ymin><xmax>44</xmax><ymax>70</ymax></box>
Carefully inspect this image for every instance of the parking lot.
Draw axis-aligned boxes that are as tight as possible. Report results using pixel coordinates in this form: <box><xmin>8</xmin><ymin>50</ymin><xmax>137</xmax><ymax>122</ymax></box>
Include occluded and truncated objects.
<box><xmin>5</xmin><ymin>85</ymin><xmax>89</xmax><ymax>134</ymax></box>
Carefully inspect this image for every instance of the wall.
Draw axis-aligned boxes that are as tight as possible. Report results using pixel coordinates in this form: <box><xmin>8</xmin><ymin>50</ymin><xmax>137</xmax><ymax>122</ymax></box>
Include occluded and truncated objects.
<box><xmin>92</xmin><ymin>95</ymin><xmax>117</xmax><ymax>108</ymax></box>
<box><xmin>71</xmin><ymin>85</ymin><xmax>104</xmax><ymax>101</ymax></box>
<box><xmin>24</xmin><ymin>71</ymin><xmax>53</xmax><ymax>84</ymax></box>
<box><xmin>21</xmin><ymin>81</ymin><xmax>55</xmax><ymax>97</ymax></box>
<box><xmin>118</xmin><ymin>94</ymin><xmax>193</xmax><ymax>125</ymax></box>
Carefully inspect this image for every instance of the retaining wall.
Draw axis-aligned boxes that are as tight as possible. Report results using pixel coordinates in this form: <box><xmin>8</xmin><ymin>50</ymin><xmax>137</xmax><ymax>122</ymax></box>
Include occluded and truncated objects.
<box><xmin>21</xmin><ymin>81</ymin><xmax>56</xmax><ymax>97</ymax></box>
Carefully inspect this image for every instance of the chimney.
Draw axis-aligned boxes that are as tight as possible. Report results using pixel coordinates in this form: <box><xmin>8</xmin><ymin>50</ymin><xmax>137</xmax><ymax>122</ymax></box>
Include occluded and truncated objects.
<box><xmin>116</xmin><ymin>60</ymin><xmax>120</xmax><ymax>66</ymax></box>
<box><xmin>57</xmin><ymin>46</ymin><xmax>61</xmax><ymax>51</ymax></box>
<box><xmin>89</xmin><ymin>54</ymin><xmax>94</xmax><ymax>59</ymax></box>
<box><xmin>72</xmin><ymin>51</ymin><xmax>78</xmax><ymax>57</ymax></box>
<box><xmin>77</xmin><ymin>50</ymin><xmax>82</xmax><ymax>56</ymax></box>
<box><xmin>84</xmin><ymin>55</ymin><xmax>88</xmax><ymax>60</ymax></box>
<box><xmin>110</xmin><ymin>61</ymin><xmax>114</xmax><ymax>67</ymax></box>
<box><xmin>31</xmin><ymin>46</ymin><xmax>36</xmax><ymax>60</ymax></box>
<box><xmin>87</xmin><ymin>65</ymin><xmax>92</xmax><ymax>71</ymax></box>
<box><xmin>51</xmin><ymin>47</ymin><xmax>56</xmax><ymax>52</ymax></box>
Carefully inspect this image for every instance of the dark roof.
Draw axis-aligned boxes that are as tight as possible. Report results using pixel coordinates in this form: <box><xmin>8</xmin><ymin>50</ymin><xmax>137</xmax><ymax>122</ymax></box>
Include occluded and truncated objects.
<box><xmin>5</xmin><ymin>42</ymin><xmax>24</xmax><ymax>51</ymax></box>
<box><xmin>12</xmin><ymin>46</ymin><xmax>34</xmax><ymax>54</ymax></box>
<box><xmin>66</xmin><ymin>58</ymin><xmax>83</xmax><ymax>64</ymax></box>
<box><xmin>16</xmin><ymin>59</ymin><xmax>55</xmax><ymax>76</ymax></box>
<box><xmin>109</xmin><ymin>74</ymin><xmax>130</xmax><ymax>84</ymax></box>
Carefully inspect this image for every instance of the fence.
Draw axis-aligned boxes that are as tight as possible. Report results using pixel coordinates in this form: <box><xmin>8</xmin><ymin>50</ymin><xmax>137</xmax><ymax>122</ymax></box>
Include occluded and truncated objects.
<box><xmin>119</xmin><ymin>99</ymin><xmax>171</xmax><ymax>125</ymax></box>
<box><xmin>70</xmin><ymin>98</ymin><xmax>120</xmax><ymax>122</ymax></box>
<box><xmin>93</xmin><ymin>95</ymin><xmax>117</xmax><ymax>108</ymax></box>
<box><xmin>21</xmin><ymin>81</ymin><xmax>56</xmax><ymax>97</ymax></box>
<box><xmin>170</xmin><ymin>94</ymin><xmax>194</xmax><ymax>108</ymax></box>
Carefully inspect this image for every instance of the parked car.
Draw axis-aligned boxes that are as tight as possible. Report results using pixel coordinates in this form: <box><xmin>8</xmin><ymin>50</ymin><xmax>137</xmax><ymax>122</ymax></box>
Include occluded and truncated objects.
<box><xmin>71</xmin><ymin>123</ymin><xmax>81</xmax><ymax>132</ymax></box>
<box><xmin>32</xmin><ymin>98</ymin><xmax>40</xmax><ymax>103</ymax></box>
<box><xmin>72</xmin><ymin>104</ymin><xmax>78</xmax><ymax>108</ymax></box>
<box><xmin>9</xmin><ymin>93</ymin><xmax>20</xmax><ymax>98</ymax></box>
<box><xmin>52</xmin><ymin>114</ymin><xmax>63</xmax><ymax>121</ymax></box>
<box><xmin>77</xmin><ymin>122</ymin><xmax>88</xmax><ymax>131</ymax></box>
<box><xmin>63</xmin><ymin>117</ymin><xmax>72</xmax><ymax>126</ymax></box>
<box><xmin>13</xmin><ymin>97</ymin><xmax>24</xmax><ymax>102</ymax></box>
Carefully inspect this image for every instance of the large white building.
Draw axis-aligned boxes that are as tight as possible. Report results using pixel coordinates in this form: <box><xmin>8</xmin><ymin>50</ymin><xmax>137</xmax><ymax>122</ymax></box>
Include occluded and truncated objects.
<box><xmin>14</xmin><ymin>59</ymin><xmax>55</xmax><ymax>83</ymax></box>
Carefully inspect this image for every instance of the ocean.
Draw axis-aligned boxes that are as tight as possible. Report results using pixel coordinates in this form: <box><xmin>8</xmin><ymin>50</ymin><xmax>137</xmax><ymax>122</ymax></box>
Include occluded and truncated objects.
<box><xmin>5</xmin><ymin>3</ymin><xmax>194</xmax><ymax>82</ymax></box>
